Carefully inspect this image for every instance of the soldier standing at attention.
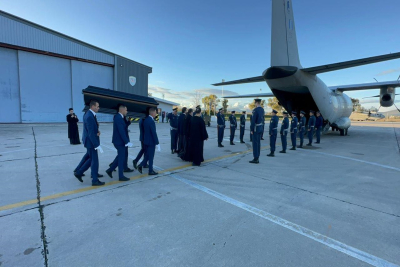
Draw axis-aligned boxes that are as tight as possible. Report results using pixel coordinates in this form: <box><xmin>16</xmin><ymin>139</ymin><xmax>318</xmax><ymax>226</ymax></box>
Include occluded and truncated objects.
<box><xmin>289</xmin><ymin>111</ymin><xmax>298</xmax><ymax>150</ymax></box>
<box><xmin>249</xmin><ymin>99</ymin><xmax>264</xmax><ymax>164</ymax></box>
<box><xmin>169</xmin><ymin>108</ymin><xmax>179</xmax><ymax>154</ymax></box>
<box><xmin>217</xmin><ymin>108</ymin><xmax>225</xmax><ymax>147</ymax></box>
<box><xmin>307</xmin><ymin>110</ymin><xmax>316</xmax><ymax>146</ymax></box>
<box><xmin>315</xmin><ymin>111</ymin><xmax>323</xmax><ymax>144</ymax></box>
<box><xmin>267</xmin><ymin>110</ymin><xmax>279</xmax><ymax>157</ymax></box>
<box><xmin>279</xmin><ymin>111</ymin><xmax>289</xmax><ymax>153</ymax></box>
<box><xmin>298</xmin><ymin>111</ymin><xmax>306</xmax><ymax>148</ymax></box>
<box><xmin>229</xmin><ymin>111</ymin><xmax>237</xmax><ymax>145</ymax></box>
<box><xmin>240</xmin><ymin>111</ymin><xmax>246</xmax><ymax>143</ymax></box>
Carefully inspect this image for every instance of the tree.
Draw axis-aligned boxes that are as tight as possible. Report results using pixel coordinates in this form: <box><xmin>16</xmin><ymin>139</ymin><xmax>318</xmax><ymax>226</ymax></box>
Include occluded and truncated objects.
<box><xmin>192</xmin><ymin>90</ymin><xmax>203</xmax><ymax>108</ymax></box>
<box><xmin>222</xmin><ymin>99</ymin><xmax>229</xmax><ymax>113</ymax></box>
<box><xmin>202</xmin><ymin>94</ymin><xmax>220</xmax><ymax>115</ymax></box>
<box><xmin>148</xmin><ymin>92</ymin><xmax>153</xmax><ymax>97</ymax></box>
<box><xmin>351</xmin><ymin>98</ymin><xmax>361</xmax><ymax>112</ymax></box>
<box><xmin>267</xmin><ymin>97</ymin><xmax>283</xmax><ymax>113</ymax></box>
<box><xmin>370</xmin><ymin>106</ymin><xmax>378</xmax><ymax>112</ymax></box>
<box><xmin>248</xmin><ymin>100</ymin><xmax>266</xmax><ymax>110</ymax></box>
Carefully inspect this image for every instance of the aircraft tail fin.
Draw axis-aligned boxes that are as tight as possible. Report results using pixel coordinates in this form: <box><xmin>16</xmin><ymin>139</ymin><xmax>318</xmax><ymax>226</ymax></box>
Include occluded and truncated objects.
<box><xmin>271</xmin><ymin>0</ymin><xmax>302</xmax><ymax>68</ymax></box>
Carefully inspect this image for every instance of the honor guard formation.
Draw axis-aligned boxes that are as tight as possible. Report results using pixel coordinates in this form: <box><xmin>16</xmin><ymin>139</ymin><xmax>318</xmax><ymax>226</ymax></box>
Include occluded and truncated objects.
<box><xmin>72</xmin><ymin>98</ymin><xmax>324</xmax><ymax>185</ymax></box>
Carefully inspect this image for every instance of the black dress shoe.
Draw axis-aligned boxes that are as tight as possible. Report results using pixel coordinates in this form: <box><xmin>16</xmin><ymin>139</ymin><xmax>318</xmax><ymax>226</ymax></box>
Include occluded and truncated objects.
<box><xmin>138</xmin><ymin>166</ymin><xmax>143</xmax><ymax>174</ymax></box>
<box><xmin>133</xmin><ymin>160</ymin><xmax>138</xmax><ymax>169</ymax></box>
<box><xmin>119</xmin><ymin>177</ymin><xmax>130</xmax><ymax>181</ymax></box>
<box><xmin>249</xmin><ymin>159</ymin><xmax>259</xmax><ymax>164</ymax></box>
<box><xmin>148</xmin><ymin>171</ymin><xmax>158</xmax><ymax>175</ymax></box>
<box><xmin>261</xmin><ymin>137</ymin><xmax>265</xmax><ymax>140</ymax></box>
<box><xmin>97</xmin><ymin>174</ymin><xmax>104</xmax><ymax>178</ymax></box>
<box><xmin>279</xmin><ymin>150</ymin><xmax>286</xmax><ymax>153</ymax></box>
<box><xmin>124</xmin><ymin>168</ymin><xmax>134</xmax><ymax>173</ymax></box>
<box><xmin>316</xmin><ymin>142</ymin><xmax>320</xmax><ymax>144</ymax></box>
<box><xmin>192</xmin><ymin>163</ymin><xmax>200</xmax><ymax>166</ymax></box>
<box><xmin>240</xmin><ymin>141</ymin><xmax>245</xmax><ymax>143</ymax></box>
<box><xmin>105</xmin><ymin>169</ymin><xmax>113</xmax><ymax>178</ymax></box>
<box><xmin>267</xmin><ymin>152</ymin><xmax>275</xmax><ymax>157</ymax></box>
<box><xmin>218</xmin><ymin>143</ymin><xmax>224</xmax><ymax>147</ymax></box>
<box><xmin>92</xmin><ymin>180</ymin><xmax>105</xmax><ymax>186</ymax></box>
<box><xmin>298</xmin><ymin>145</ymin><xmax>303</xmax><ymax>148</ymax></box>
<box><xmin>230</xmin><ymin>142</ymin><xmax>235</xmax><ymax>145</ymax></box>
<box><xmin>171</xmin><ymin>150</ymin><xmax>175</xmax><ymax>154</ymax></box>
<box><xmin>74</xmin><ymin>172</ymin><xmax>83</xmax><ymax>183</ymax></box>
<box><xmin>306</xmin><ymin>143</ymin><xmax>312</xmax><ymax>146</ymax></box>
<box><xmin>144</xmin><ymin>165</ymin><xmax>149</xmax><ymax>168</ymax></box>
<box><xmin>290</xmin><ymin>147</ymin><xmax>296</xmax><ymax>150</ymax></box>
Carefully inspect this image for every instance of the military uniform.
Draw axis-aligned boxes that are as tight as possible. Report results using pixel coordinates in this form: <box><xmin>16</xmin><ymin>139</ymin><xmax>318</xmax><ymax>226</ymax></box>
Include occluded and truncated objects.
<box><xmin>217</xmin><ymin>109</ymin><xmax>225</xmax><ymax>147</ymax></box>
<box><xmin>249</xmin><ymin>102</ymin><xmax>264</xmax><ymax>163</ymax></box>
<box><xmin>290</xmin><ymin>111</ymin><xmax>298</xmax><ymax>150</ymax></box>
<box><xmin>240</xmin><ymin>112</ymin><xmax>246</xmax><ymax>143</ymax></box>
<box><xmin>229</xmin><ymin>111</ymin><xmax>237</xmax><ymax>145</ymax></box>
<box><xmin>267</xmin><ymin>110</ymin><xmax>279</xmax><ymax>157</ymax></box>
<box><xmin>307</xmin><ymin>110</ymin><xmax>316</xmax><ymax>146</ymax></box>
<box><xmin>249</xmin><ymin>114</ymin><xmax>253</xmax><ymax>142</ymax></box>
<box><xmin>261</xmin><ymin>118</ymin><xmax>265</xmax><ymax>140</ymax></box>
<box><xmin>315</xmin><ymin>111</ymin><xmax>323</xmax><ymax>143</ymax></box>
<box><xmin>298</xmin><ymin>111</ymin><xmax>306</xmax><ymax>148</ymax></box>
<box><xmin>280</xmin><ymin>112</ymin><xmax>289</xmax><ymax>153</ymax></box>
<box><xmin>169</xmin><ymin>109</ymin><xmax>179</xmax><ymax>153</ymax></box>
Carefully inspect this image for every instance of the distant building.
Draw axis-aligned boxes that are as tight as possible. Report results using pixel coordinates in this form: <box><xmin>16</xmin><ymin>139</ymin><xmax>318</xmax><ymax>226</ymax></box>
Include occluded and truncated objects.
<box><xmin>152</xmin><ymin>97</ymin><xmax>179</xmax><ymax>115</ymax></box>
<box><xmin>0</xmin><ymin>10</ymin><xmax>152</xmax><ymax>123</ymax></box>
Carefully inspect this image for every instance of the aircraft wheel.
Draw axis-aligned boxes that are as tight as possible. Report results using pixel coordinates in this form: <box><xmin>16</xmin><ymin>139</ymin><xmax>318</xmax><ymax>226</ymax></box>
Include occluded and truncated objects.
<box><xmin>339</xmin><ymin>129</ymin><xmax>345</xmax><ymax>136</ymax></box>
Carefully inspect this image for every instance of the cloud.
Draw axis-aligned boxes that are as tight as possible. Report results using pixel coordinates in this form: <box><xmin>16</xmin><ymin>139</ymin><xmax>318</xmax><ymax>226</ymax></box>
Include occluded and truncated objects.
<box><xmin>233</xmin><ymin>102</ymin><xmax>239</xmax><ymax>107</ymax></box>
<box><xmin>376</xmin><ymin>68</ymin><xmax>400</xmax><ymax>76</ymax></box>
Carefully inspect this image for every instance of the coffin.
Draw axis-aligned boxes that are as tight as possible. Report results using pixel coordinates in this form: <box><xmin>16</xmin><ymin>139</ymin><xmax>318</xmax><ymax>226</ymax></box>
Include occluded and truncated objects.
<box><xmin>82</xmin><ymin>86</ymin><xmax>158</xmax><ymax>118</ymax></box>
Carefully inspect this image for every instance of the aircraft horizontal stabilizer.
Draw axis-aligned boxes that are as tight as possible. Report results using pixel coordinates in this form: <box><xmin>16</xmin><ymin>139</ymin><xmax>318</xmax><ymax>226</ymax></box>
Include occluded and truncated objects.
<box><xmin>212</xmin><ymin>76</ymin><xmax>264</xmax><ymax>86</ymax></box>
<box><xmin>302</xmin><ymin>52</ymin><xmax>400</xmax><ymax>75</ymax></box>
<box><xmin>329</xmin><ymin>80</ymin><xmax>400</xmax><ymax>92</ymax></box>
<box><xmin>223</xmin><ymin>93</ymin><xmax>275</xmax><ymax>99</ymax></box>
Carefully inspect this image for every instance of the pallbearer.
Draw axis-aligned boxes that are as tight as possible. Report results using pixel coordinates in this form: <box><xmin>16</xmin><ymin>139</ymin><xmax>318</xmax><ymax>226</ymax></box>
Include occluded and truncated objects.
<box><xmin>267</xmin><ymin>110</ymin><xmax>279</xmax><ymax>157</ymax></box>
<box><xmin>307</xmin><ymin>110</ymin><xmax>316</xmax><ymax>146</ymax></box>
<box><xmin>169</xmin><ymin>108</ymin><xmax>179</xmax><ymax>154</ymax></box>
<box><xmin>315</xmin><ymin>111</ymin><xmax>323</xmax><ymax>144</ymax></box>
<box><xmin>217</xmin><ymin>108</ymin><xmax>225</xmax><ymax>147</ymax></box>
<box><xmin>240</xmin><ymin>111</ymin><xmax>246</xmax><ymax>143</ymax></box>
<box><xmin>279</xmin><ymin>111</ymin><xmax>289</xmax><ymax>153</ymax></box>
<box><xmin>249</xmin><ymin>99</ymin><xmax>264</xmax><ymax>164</ymax></box>
<box><xmin>289</xmin><ymin>111</ymin><xmax>298</xmax><ymax>150</ymax></box>
<box><xmin>229</xmin><ymin>111</ymin><xmax>237</xmax><ymax>145</ymax></box>
<box><xmin>298</xmin><ymin>111</ymin><xmax>306</xmax><ymax>148</ymax></box>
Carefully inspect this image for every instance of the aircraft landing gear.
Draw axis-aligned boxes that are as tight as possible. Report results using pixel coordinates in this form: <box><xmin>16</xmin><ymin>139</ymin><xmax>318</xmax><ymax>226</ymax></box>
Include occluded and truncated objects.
<box><xmin>340</xmin><ymin>129</ymin><xmax>344</xmax><ymax>136</ymax></box>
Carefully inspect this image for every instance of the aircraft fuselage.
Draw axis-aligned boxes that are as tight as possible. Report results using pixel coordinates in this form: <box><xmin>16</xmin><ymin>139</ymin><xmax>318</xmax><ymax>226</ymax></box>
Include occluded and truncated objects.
<box><xmin>263</xmin><ymin>66</ymin><xmax>353</xmax><ymax>130</ymax></box>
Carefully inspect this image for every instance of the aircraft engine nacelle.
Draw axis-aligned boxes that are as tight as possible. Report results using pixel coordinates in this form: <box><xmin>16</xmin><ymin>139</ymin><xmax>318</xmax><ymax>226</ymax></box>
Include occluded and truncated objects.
<box><xmin>380</xmin><ymin>86</ymin><xmax>395</xmax><ymax>107</ymax></box>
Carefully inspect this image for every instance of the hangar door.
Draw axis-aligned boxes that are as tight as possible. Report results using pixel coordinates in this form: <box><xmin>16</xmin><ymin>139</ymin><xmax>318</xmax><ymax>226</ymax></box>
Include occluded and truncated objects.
<box><xmin>18</xmin><ymin>51</ymin><xmax>71</xmax><ymax>123</ymax></box>
<box><xmin>0</xmin><ymin>47</ymin><xmax>21</xmax><ymax>123</ymax></box>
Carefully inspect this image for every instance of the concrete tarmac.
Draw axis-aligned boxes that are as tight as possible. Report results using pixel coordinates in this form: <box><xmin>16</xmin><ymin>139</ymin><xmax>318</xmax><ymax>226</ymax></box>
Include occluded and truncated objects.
<box><xmin>0</xmin><ymin>121</ymin><xmax>399</xmax><ymax>266</ymax></box>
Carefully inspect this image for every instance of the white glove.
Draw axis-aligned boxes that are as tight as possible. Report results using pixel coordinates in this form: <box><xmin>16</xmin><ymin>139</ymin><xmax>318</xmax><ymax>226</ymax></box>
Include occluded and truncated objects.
<box><xmin>156</xmin><ymin>144</ymin><xmax>161</xmax><ymax>152</ymax></box>
<box><xmin>125</xmin><ymin>142</ymin><xmax>133</xmax><ymax>148</ymax></box>
<box><xmin>95</xmin><ymin>146</ymin><xmax>104</xmax><ymax>153</ymax></box>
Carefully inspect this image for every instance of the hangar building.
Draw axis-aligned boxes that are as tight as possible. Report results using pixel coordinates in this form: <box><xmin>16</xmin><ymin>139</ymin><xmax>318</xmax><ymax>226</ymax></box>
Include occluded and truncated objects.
<box><xmin>0</xmin><ymin>10</ymin><xmax>152</xmax><ymax>123</ymax></box>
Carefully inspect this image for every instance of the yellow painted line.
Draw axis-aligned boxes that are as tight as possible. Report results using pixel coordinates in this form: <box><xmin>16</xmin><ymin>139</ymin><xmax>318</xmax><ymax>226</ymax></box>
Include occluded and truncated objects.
<box><xmin>0</xmin><ymin>143</ymin><xmax>275</xmax><ymax>212</ymax></box>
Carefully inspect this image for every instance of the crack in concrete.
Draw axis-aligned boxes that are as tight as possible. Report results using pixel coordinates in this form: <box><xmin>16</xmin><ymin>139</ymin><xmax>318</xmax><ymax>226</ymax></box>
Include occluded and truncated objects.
<box><xmin>37</xmin><ymin>152</ymin><xmax>84</xmax><ymax>159</ymax></box>
<box><xmin>0</xmin><ymin>157</ymin><xmax>31</xmax><ymax>163</ymax></box>
<box><xmin>224</xmin><ymin>165</ymin><xmax>400</xmax><ymax>219</ymax></box>
<box><xmin>32</xmin><ymin>127</ymin><xmax>49</xmax><ymax>267</ymax></box>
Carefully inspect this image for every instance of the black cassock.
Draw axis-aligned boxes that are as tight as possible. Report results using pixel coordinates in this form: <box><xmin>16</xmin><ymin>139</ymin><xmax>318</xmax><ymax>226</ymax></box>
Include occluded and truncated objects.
<box><xmin>189</xmin><ymin>116</ymin><xmax>208</xmax><ymax>165</ymax></box>
<box><xmin>67</xmin><ymin>114</ymin><xmax>81</xmax><ymax>144</ymax></box>
<box><xmin>180</xmin><ymin>114</ymin><xmax>192</xmax><ymax>161</ymax></box>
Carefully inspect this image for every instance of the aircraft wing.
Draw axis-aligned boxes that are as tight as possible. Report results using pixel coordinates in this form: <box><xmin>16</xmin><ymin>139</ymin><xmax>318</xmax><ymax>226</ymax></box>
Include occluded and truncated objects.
<box><xmin>329</xmin><ymin>80</ymin><xmax>400</xmax><ymax>92</ymax></box>
<box><xmin>302</xmin><ymin>52</ymin><xmax>400</xmax><ymax>75</ymax></box>
<box><xmin>223</xmin><ymin>93</ymin><xmax>275</xmax><ymax>99</ymax></box>
<box><xmin>212</xmin><ymin>76</ymin><xmax>264</xmax><ymax>86</ymax></box>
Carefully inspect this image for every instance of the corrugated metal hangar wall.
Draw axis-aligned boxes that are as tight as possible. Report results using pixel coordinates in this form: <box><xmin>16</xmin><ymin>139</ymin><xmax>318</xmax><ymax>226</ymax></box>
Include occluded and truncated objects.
<box><xmin>0</xmin><ymin>10</ymin><xmax>152</xmax><ymax>123</ymax></box>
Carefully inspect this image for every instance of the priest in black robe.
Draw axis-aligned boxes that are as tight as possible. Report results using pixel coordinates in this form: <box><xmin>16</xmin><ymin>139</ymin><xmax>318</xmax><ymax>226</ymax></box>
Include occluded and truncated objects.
<box><xmin>189</xmin><ymin>107</ymin><xmax>208</xmax><ymax>166</ymax></box>
<box><xmin>67</xmin><ymin>108</ymin><xmax>81</xmax><ymax>145</ymax></box>
<box><xmin>180</xmin><ymin>108</ymin><xmax>193</xmax><ymax>161</ymax></box>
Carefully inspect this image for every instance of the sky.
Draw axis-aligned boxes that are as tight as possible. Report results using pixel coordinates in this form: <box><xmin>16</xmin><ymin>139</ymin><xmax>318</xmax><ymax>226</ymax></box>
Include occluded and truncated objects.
<box><xmin>1</xmin><ymin>0</ymin><xmax>400</xmax><ymax>112</ymax></box>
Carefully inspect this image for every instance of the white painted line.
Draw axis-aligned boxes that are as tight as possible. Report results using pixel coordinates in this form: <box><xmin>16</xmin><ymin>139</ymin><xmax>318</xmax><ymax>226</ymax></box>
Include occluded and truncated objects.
<box><xmin>300</xmin><ymin>150</ymin><xmax>400</xmax><ymax>172</ymax></box>
<box><xmin>167</xmin><ymin>172</ymin><xmax>399</xmax><ymax>267</ymax></box>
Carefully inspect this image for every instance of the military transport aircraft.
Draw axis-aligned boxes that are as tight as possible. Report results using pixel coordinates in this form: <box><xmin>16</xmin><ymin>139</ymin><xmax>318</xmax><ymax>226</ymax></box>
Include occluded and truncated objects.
<box><xmin>212</xmin><ymin>0</ymin><xmax>400</xmax><ymax>135</ymax></box>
